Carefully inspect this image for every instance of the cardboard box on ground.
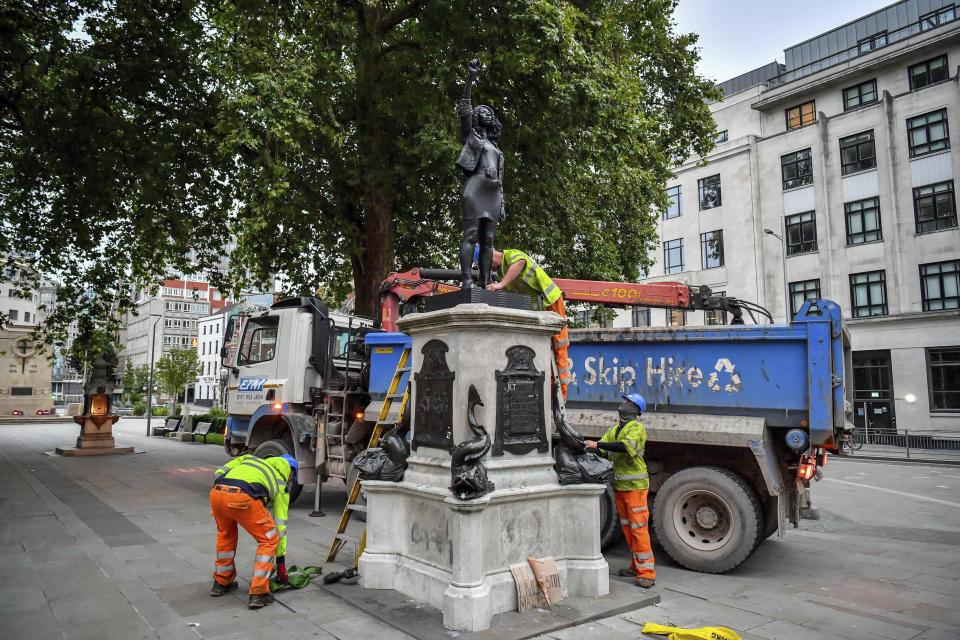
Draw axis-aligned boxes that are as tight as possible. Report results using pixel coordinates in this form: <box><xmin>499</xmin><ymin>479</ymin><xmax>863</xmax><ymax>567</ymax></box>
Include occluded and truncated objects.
<box><xmin>509</xmin><ymin>556</ymin><xmax>562</xmax><ymax>612</ymax></box>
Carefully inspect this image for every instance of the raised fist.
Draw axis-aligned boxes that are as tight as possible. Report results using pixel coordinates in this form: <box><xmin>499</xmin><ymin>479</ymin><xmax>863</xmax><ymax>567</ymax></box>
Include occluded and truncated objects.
<box><xmin>467</xmin><ymin>58</ymin><xmax>481</xmax><ymax>74</ymax></box>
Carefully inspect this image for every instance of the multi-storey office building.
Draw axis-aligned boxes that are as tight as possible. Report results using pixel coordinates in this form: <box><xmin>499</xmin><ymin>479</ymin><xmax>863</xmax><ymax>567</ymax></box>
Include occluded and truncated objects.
<box><xmin>616</xmin><ymin>0</ymin><xmax>959</xmax><ymax>433</ymax></box>
<box><xmin>124</xmin><ymin>278</ymin><xmax>228</xmax><ymax>371</ymax></box>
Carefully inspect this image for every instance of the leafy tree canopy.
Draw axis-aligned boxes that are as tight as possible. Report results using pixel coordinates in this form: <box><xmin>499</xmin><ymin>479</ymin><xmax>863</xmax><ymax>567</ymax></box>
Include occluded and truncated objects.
<box><xmin>1</xmin><ymin>0</ymin><xmax>718</xmax><ymax>329</ymax></box>
<box><xmin>154</xmin><ymin>347</ymin><xmax>201</xmax><ymax>398</ymax></box>
<box><xmin>121</xmin><ymin>363</ymin><xmax>150</xmax><ymax>402</ymax></box>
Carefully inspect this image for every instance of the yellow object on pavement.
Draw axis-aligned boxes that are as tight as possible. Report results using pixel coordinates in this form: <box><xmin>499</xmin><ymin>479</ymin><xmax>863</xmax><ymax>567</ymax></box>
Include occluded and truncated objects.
<box><xmin>641</xmin><ymin>623</ymin><xmax>742</xmax><ymax>640</ymax></box>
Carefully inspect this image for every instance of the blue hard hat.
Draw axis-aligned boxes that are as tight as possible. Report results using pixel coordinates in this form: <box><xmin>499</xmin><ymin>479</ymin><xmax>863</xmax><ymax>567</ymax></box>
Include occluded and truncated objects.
<box><xmin>622</xmin><ymin>393</ymin><xmax>647</xmax><ymax>414</ymax></box>
<box><xmin>280</xmin><ymin>454</ymin><xmax>298</xmax><ymax>481</ymax></box>
<box><xmin>473</xmin><ymin>245</ymin><xmax>480</xmax><ymax>262</ymax></box>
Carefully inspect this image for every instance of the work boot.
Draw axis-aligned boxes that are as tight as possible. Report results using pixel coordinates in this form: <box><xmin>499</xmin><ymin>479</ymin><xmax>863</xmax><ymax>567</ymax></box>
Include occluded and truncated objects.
<box><xmin>617</xmin><ymin>568</ymin><xmax>636</xmax><ymax>577</ymax></box>
<box><xmin>209</xmin><ymin>581</ymin><xmax>238</xmax><ymax>597</ymax></box>
<box><xmin>248</xmin><ymin>592</ymin><xmax>275</xmax><ymax>609</ymax></box>
<box><xmin>635</xmin><ymin>577</ymin><xmax>655</xmax><ymax>589</ymax></box>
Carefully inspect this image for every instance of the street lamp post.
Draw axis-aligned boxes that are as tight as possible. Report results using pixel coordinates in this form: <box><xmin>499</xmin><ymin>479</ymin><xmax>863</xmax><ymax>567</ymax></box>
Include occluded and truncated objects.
<box><xmin>145</xmin><ymin>314</ymin><xmax>163</xmax><ymax>436</ymax></box>
<box><xmin>763</xmin><ymin>223</ymin><xmax>790</xmax><ymax>322</ymax></box>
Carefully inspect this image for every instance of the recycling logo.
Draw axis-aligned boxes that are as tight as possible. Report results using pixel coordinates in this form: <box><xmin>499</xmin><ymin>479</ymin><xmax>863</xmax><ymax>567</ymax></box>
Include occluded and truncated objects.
<box><xmin>707</xmin><ymin>358</ymin><xmax>742</xmax><ymax>392</ymax></box>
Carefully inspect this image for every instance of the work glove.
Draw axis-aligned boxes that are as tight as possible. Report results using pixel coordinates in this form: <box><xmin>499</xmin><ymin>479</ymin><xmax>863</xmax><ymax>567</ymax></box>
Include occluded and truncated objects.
<box><xmin>276</xmin><ymin>556</ymin><xmax>288</xmax><ymax>582</ymax></box>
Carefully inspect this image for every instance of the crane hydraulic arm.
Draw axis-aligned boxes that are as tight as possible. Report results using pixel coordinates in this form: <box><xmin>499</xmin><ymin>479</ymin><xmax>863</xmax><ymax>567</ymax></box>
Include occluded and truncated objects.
<box><xmin>377</xmin><ymin>269</ymin><xmax>770</xmax><ymax>332</ymax></box>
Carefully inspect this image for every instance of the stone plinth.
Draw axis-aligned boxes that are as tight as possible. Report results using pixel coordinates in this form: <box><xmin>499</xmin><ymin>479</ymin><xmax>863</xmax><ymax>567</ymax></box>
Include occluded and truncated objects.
<box><xmin>56</xmin><ymin>415</ymin><xmax>133</xmax><ymax>456</ymax></box>
<box><xmin>359</xmin><ymin>304</ymin><xmax>608</xmax><ymax>632</ymax></box>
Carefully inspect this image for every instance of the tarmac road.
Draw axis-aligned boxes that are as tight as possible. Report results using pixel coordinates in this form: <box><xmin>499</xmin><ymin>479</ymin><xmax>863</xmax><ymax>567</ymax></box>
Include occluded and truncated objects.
<box><xmin>1</xmin><ymin>420</ymin><xmax>958</xmax><ymax>640</ymax></box>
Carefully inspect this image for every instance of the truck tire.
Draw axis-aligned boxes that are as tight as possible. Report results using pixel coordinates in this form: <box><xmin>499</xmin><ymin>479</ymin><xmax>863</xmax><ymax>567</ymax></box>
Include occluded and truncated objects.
<box><xmin>652</xmin><ymin>466</ymin><xmax>761</xmax><ymax>574</ymax></box>
<box><xmin>253</xmin><ymin>438</ymin><xmax>304</xmax><ymax>504</ymax></box>
<box><xmin>599</xmin><ymin>483</ymin><xmax>621</xmax><ymax>550</ymax></box>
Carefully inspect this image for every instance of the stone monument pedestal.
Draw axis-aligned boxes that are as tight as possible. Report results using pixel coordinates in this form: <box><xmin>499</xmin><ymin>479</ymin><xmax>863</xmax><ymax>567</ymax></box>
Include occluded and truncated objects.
<box><xmin>57</xmin><ymin>414</ymin><xmax>133</xmax><ymax>456</ymax></box>
<box><xmin>359</xmin><ymin>304</ymin><xmax>608</xmax><ymax>632</ymax></box>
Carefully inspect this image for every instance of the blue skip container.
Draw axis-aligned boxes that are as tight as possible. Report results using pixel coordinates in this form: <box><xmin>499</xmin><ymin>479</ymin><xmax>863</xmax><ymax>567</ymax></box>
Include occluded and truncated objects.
<box><xmin>366</xmin><ymin>332</ymin><xmax>413</xmax><ymax>395</ymax></box>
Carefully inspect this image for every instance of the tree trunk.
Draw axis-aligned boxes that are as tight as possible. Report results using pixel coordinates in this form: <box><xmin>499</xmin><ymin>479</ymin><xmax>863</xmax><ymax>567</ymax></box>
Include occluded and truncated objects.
<box><xmin>352</xmin><ymin>15</ymin><xmax>395</xmax><ymax>318</ymax></box>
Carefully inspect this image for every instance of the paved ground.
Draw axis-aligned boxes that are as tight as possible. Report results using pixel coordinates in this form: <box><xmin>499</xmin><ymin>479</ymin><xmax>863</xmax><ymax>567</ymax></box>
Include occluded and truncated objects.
<box><xmin>1</xmin><ymin>420</ymin><xmax>958</xmax><ymax>640</ymax></box>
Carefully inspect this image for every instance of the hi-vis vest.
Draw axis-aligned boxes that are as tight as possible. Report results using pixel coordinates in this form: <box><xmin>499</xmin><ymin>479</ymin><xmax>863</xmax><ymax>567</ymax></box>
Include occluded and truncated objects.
<box><xmin>500</xmin><ymin>249</ymin><xmax>562</xmax><ymax>311</ymax></box>
<box><xmin>215</xmin><ymin>455</ymin><xmax>292</xmax><ymax>555</ymax></box>
<box><xmin>599</xmin><ymin>419</ymin><xmax>649</xmax><ymax>491</ymax></box>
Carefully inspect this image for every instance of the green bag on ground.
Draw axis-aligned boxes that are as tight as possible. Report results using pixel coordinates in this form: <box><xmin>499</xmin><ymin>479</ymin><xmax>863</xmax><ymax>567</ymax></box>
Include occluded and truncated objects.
<box><xmin>270</xmin><ymin>565</ymin><xmax>323</xmax><ymax>592</ymax></box>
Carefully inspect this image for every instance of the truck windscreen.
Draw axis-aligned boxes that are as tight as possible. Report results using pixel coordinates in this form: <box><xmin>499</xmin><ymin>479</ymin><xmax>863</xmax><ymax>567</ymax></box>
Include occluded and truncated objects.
<box><xmin>237</xmin><ymin>316</ymin><xmax>280</xmax><ymax>366</ymax></box>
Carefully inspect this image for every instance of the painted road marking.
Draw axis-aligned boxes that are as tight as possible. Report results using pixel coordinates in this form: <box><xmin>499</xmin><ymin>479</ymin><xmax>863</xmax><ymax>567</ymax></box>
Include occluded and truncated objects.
<box><xmin>824</xmin><ymin>478</ymin><xmax>960</xmax><ymax>509</ymax></box>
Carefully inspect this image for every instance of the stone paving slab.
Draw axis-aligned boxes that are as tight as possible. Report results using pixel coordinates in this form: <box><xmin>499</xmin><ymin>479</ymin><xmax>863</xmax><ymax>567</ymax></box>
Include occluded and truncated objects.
<box><xmin>319</xmin><ymin>574</ymin><xmax>658</xmax><ymax>640</ymax></box>
<box><xmin>2</xmin><ymin>421</ymin><xmax>959</xmax><ymax>640</ymax></box>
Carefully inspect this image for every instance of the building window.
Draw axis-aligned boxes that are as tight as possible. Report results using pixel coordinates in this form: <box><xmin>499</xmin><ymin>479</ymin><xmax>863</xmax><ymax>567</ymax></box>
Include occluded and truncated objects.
<box><xmin>920</xmin><ymin>5</ymin><xmax>957</xmax><ymax>31</ymax></box>
<box><xmin>10</xmin><ymin>387</ymin><xmax>33</xmax><ymax>396</ymax></box>
<box><xmin>705</xmin><ymin>290</ymin><xmax>727</xmax><ymax>325</ymax></box>
<box><xmin>664</xmin><ymin>238</ymin><xmax>684</xmax><ymax>274</ymax></box>
<box><xmin>789</xmin><ymin>279</ymin><xmax>821</xmax><ymax>318</ymax></box>
<box><xmin>845</xmin><ymin>197</ymin><xmax>882</xmax><ymax>245</ymax></box>
<box><xmin>667</xmin><ymin>309</ymin><xmax>686</xmax><ymax>327</ymax></box>
<box><xmin>849</xmin><ymin>270</ymin><xmax>887</xmax><ymax>317</ymax></box>
<box><xmin>920</xmin><ymin>260</ymin><xmax>960</xmax><ymax>311</ymax></box>
<box><xmin>23</xmin><ymin>312</ymin><xmax>30</xmax><ymax>323</ymax></box>
<box><xmin>843</xmin><ymin>79</ymin><xmax>878</xmax><ymax>110</ymax></box>
<box><xmin>857</xmin><ymin>31</ymin><xmax>887</xmax><ymax>54</ymax></box>
<box><xmin>664</xmin><ymin>185</ymin><xmax>681</xmax><ymax>220</ymax></box>
<box><xmin>715</xmin><ymin>130</ymin><xmax>728</xmax><ymax>143</ymax></box>
<box><xmin>631</xmin><ymin>307</ymin><xmax>650</xmax><ymax>327</ymax></box>
<box><xmin>913</xmin><ymin>181</ymin><xmax>957</xmax><ymax>233</ymax></box>
<box><xmin>698</xmin><ymin>175</ymin><xmax>721</xmax><ymax>210</ymax></box>
<box><xmin>908</xmin><ymin>55</ymin><xmax>949</xmax><ymax>90</ymax></box>
<box><xmin>700</xmin><ymin>230</ymin><xmax>724</xmax><ymax>269</ymax></box>
<box><xmin>785</xmin><ymin>100</ymin><xmax>815</xmax><ymax>130</ymax></box>
<box><xmin>785</xmin><ymin>211</ymin><xmax>817</xmax><ymax>255</ymax></box>
<box><xmin>781</xmin><ymin>149</ymin><xmax>813</xmax><ymax>189</ymax></box>
<box><xmin>9</xmin><ymin>310</ymin><xmax>18</xmax><ymax>321</ymax></box>
<box><xmin>927</xmin><ymin>347</ymin><xmax>960</xmax><ymax>411</ymax></box>
<box><xmin>839</xmin><ymin>131</ymin><xmax>876</xmax><ymax>174</ymax></box>
<box><xmin>907</xmin><ymin>109</ymin><xmax>949</xmax><ymax>158</ymax></box>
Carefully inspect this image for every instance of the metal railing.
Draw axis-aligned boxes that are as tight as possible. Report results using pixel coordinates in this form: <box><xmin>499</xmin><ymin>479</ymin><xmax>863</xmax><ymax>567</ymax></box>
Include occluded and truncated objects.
<box><xmin>770</xmin><ymin>13</ymin><xmax>957</xmax><ymax>86</ymax></box>
<box><xmin>846</xmin><ymin>427</ymin><xmax>960</xmax><ymax>459</ymax></box>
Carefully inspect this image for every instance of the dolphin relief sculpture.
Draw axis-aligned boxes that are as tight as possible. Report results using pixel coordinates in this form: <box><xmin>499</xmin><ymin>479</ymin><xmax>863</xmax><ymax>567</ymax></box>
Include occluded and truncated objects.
<box><xmin>450</xmin><ymin>385</ymin><xmax>495</xmax><ymax>500</ymax></box>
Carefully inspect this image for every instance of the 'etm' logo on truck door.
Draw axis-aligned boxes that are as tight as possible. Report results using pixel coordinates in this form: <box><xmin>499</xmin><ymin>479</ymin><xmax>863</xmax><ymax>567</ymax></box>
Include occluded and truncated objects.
<box><xmin>238</xmin><ymin>377</ymin><xmax>267</xmax><ymax>392</ymax></box>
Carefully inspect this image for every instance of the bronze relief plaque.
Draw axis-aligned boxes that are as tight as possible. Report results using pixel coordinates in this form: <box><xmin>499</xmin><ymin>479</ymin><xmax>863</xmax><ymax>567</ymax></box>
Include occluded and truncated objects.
<box><xmin>412</xmin><ymin>339</ymin><xmax>455</xmax><ymax>452</ymax></box>
<box><xmin>494</xmin><ymin>345</ymin><xmax>547</xmax><ymax>455</ymax></box>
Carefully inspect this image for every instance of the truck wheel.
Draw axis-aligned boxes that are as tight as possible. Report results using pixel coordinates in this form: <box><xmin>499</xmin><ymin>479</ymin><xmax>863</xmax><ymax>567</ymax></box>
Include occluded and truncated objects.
<box><xmin>599</xmin><ymin>483</ymin><xmax>621</xmax><ymax>550</ymax></box>
<box><xmin>253</xmin><ymin>439</ymin><xmax>304</xmax><ymax>504</ymax></box>
<box><xmin>345</xmin><ymin>463</ymin><xmax>367</xmax><ymax>522</ymax></box>
<box><xmin>652</xmin><ymin>466</ymin><xmax>761</xmax><ymax>574</ymax></box>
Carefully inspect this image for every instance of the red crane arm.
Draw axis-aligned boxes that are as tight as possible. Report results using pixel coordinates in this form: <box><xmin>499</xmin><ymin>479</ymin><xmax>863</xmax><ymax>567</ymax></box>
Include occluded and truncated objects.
<box><xmin>552</xmin><ymin>279</ymin><xmax>692</xmax><ymax>309</ymax></box>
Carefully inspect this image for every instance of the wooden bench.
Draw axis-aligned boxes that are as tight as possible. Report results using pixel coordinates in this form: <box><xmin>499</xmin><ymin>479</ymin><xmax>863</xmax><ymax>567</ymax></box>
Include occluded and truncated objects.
<box><xmin>192</xmin><ymin>421</ymin><xmax>215</xmax><ymax>443</ymax></box>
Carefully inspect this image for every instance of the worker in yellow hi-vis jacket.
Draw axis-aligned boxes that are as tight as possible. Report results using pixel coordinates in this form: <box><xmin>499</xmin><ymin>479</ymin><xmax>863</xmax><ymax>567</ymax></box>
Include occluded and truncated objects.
<box><xmin>209</xmin><ymin>454</ymin><xmax>296</xmax><ymax>608</ymax></box>
<box><xmin>584</xmin><ymin>393</ymin><xmax>655</xmax><ymax>588</ymax></box>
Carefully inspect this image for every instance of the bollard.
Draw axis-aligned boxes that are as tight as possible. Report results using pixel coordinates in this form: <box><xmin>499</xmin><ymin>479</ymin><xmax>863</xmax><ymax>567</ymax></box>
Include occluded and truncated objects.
<box><xmin>905</xmin><ymin>429</ymin><xmax>910</xmax><ymax>459</ymax></box>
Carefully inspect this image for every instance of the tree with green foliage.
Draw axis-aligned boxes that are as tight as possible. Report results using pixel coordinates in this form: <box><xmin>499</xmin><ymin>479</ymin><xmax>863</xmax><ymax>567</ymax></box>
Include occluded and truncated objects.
<box><xmin>154</xmin><ymin>348</ymin><xmax>201</xmax><ymax>402</ymax></box>
<box><xmin>1</xmin><ymin>0</ymin><xmax>718</xmax><ymax>327</ymax></box>
<box><xmin>121</xmin><ymin>363</ymin><xmax>151</xmax><ymax>404</ymax></box>
<box><xmin>207</xmin><ymin>0</ymin><xmax>720</xmax><ymax>315</ymax></box>
<box><xmin>0</xmin><ymin>0</ymin><xmax>231</xmax><ymax>344</ymax></box>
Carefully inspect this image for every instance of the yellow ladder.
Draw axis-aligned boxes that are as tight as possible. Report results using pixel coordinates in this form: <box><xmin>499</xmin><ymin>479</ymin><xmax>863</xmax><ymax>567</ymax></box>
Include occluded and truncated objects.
<box><xmin>325</xmin><ymin>347</ymin><xmax>411</xmax><ymax>566</ymax></box>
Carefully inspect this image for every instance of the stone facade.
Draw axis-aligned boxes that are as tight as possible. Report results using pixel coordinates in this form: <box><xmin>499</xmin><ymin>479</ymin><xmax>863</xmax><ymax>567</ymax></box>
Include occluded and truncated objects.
<box><xmin>0</xmin><ymin>326</ymin><xmax>53</xmax><ymax>415</ymax></box>
<box><xmin>614</xmin><ymin>6</ymin><xmax>960</xmax><ymax>432</ymax></box>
